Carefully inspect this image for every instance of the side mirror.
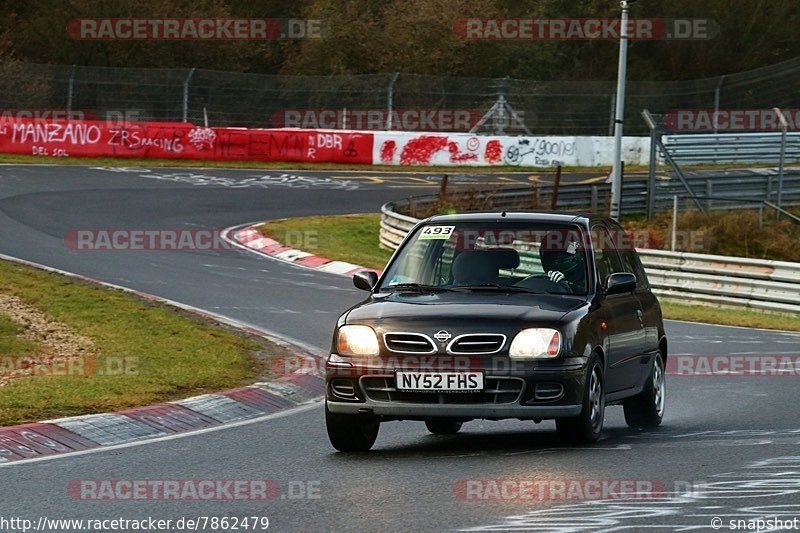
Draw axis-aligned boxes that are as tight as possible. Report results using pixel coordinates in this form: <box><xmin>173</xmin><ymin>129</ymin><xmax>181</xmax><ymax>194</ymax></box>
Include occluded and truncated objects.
<box><xmin>605</xmin><ymin>272</ymin><xmax>637</xmax><ymax>295</ymax></box>
<box><xmin>353</xmin><ymin>270</ymin><xmax>379</xmax><ymax>292</ymax></box>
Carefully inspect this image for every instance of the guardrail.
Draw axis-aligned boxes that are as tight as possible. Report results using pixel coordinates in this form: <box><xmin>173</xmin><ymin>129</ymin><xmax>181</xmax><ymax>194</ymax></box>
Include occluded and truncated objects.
<box><xmin>661</xmin><ymin>132</ymin><xmax>800</xmax><ymax>165</ymax></box>
<box><xmin>379</xmin><ymin>199</ymin><xmax>800</xmax><ymax>314</ymax></box>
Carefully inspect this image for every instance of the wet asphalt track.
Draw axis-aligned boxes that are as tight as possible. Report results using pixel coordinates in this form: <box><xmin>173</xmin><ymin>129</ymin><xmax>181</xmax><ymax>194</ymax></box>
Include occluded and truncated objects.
<box><xmin>0</xmin><ymin>164</ymin><xmax>798</xmax><ymax>532</ymax></box>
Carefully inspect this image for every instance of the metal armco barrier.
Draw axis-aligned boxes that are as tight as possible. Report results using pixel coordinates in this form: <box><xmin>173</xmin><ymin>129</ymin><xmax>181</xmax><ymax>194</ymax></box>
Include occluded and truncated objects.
<box><xmin>661</xmin><ymin>133</ymin><xmax>800</xmax><ymax>165</ymax></box>
<box><xmin>379</xmin><ymin>200</ymin><xmax>800</xmax><ymax>314</ymax></box>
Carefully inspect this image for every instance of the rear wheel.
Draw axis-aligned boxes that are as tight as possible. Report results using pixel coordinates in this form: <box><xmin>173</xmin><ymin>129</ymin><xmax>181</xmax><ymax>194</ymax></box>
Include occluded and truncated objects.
<box><xmin>556</xmin><ymin>354</ymin><xmax>604</xmax><ymax>444</ymax></box>
<box><xmin>325</xmin><ymin>402</ymin><xmax>379</xmax><ymax>452</ymax></box>
<box><xmin>425</xmin><ymin>419</ymin><xmax>463</xmax><ymax>435</ymax></box>
<box><xmin>624</xmin><ymin>352</ymin><xmax>665</xmax><ymax>428</ymax></box>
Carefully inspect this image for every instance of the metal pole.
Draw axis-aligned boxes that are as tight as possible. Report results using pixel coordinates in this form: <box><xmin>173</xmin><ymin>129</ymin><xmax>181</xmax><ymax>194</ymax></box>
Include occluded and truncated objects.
<box><xmin>671</xmin><ymin>195</ymin><xmax>678</xmax><ymax>252</ymax></box>
<box><xmin>182</xmin><ymin>68</ymin><xmax>196</xmax><ymax>123</ymax></box>
<box><xmin>610</xmin><ymin>0</ymin><xmax>633</xmax><ymax>221</ymax></box>
<box><xmin>773</xmin><ymin>106</ymin><xmax>788</xmax><ymax>217</ymax></box>
<box><xmin>386</xmin><ymin>73</ymin><xmax>399</xmax><ymax>130</ymax></box>
<box><xmin>608</xmin><ymin>94</ymin><xmax>616</xmax><ymax>136</ymax></box>
<box><xmin>66</xmin><ymin>65</ymin><xmax>76</xmax><ymax>113</ymax></box>
<box><xmin>647</xmin><ymin>128</ymin><xmax>657</xmax><ymax>220</ymax></box>
<box><xmin>712</xmin><ymin>75</ymin><xmax>725</xmax><ymax>133</ymax></box>
<box><xmin>706</xmin><ymin>180</ymin><xmax>713</xmax><ymax>212</ymax></box>
<box><xmin>642</xmin><ymin>109</ymin><xmax>658</xmax><ymax>220</ymax></box>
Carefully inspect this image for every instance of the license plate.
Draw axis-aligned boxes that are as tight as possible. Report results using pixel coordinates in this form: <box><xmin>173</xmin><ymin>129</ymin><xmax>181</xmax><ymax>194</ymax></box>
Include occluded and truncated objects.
<box><xmin>395</xmin><ymin>371</ymin><xmax>484</xmax><ymax>392</ymax></box>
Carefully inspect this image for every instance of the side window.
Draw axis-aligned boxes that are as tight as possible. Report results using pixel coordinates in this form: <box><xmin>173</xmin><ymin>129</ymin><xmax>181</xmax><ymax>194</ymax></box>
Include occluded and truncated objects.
<box><xmin>591</xmin><ymin>226</ymin><xmax>623</xmax><ymax>288</ymax></box>
<box><xmin>618</xmin><ymin>248</ymin><xmax>650</xmax><ymax>289</ymax></box>
<box><xmin>610</xmin><ymin>225</ymin><xmax>651</xmax><ymax>289</ymax></box>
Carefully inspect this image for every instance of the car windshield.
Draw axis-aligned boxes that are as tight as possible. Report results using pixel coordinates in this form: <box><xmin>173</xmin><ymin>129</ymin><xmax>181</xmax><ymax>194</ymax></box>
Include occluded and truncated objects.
<box><xmin>380</xmin><ymin>220</ymin><xmax>589</xmax><ymax>295</ymax></box>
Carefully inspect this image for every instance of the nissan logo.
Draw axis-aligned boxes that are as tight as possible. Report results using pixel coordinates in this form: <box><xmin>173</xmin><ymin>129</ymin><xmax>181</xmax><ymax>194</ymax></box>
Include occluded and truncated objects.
<box><xmin>434</xmin><ymin>330</ymin><xmax>452</xmax><ymax>343</ymax></box>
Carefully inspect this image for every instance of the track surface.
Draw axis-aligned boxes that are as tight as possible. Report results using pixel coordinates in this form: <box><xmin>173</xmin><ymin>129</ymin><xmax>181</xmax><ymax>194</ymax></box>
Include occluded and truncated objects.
<box><xmin>0</xmin><ymin>164</ymin><xmax>798</xmax><ymax>532</ymax></box>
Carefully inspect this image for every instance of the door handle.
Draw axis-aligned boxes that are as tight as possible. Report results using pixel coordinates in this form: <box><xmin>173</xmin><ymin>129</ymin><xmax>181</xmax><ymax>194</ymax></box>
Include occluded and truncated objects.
<box><xmin>636</xmin><ymin>309</ymin><xmax>644</xmax><ymax>323</ymax></box>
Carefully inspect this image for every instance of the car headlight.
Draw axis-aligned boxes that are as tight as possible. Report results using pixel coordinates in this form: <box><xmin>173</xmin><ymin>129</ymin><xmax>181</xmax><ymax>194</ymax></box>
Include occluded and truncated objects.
<box><xmin>337</xmin><ymin>325</ymin><xmax>380</xmax><ymax>356</ymax></box>
<box><xmin>509</xmin><ymin>328</ymin><xmax>561</xmax><ymax>359</ymax></box>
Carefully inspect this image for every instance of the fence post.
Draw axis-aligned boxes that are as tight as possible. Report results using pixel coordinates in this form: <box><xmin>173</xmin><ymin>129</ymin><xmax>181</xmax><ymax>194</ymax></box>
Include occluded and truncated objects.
<box><xmin>438</xmin><ymin>175</ymin><xmax>449</xmax><ymax>205</ymax></box>
<box><xmin>386</xmin><ymin>73</ymin><xmax>400</xmax><ymax>130</ymax></box>
<box><xmin>66</xmin><ymin>65</ymin><xmax>76</xmax><ymax>113</ymax></box>
<box><xmin>551</xmin><ymin>165</ymin><xmax>562</xmax><ymax>210</ymax></box>
<box><xmin>182</xmin><ymin>68</ymin><xmax>196</xmax><ymax>123</ymax></box>
<box><xmin>671</xmin><ymin>195</ymin><xmax>679</xmax><ymax>251</ymax></box>
<box><xmin>773</xmin><ymin>107</ymin><xmax>788</xmax><ymax>218</ymax></box>
<box><xmin>591</xmin><ymin>185</ymin><xmax>599</xmax><ymax>212</ymax></box>
<box><xmin>706</xmin><ymin>180</ymin><xmax>713</xmax><ymax>212</ymax></box>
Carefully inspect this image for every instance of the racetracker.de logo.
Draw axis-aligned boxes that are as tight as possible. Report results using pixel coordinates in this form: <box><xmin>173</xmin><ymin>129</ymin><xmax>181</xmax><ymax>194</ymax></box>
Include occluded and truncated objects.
<box><xmin>67</xmin><ymin>480</ymin><xmax>282</xmax><ymax>501</ymax></box>
<box><xmin>67</xmin><ymin>18</ymin><xmax>327</xmax><ymax>40</ymax></box>
<box><xmin>64</xmin><ymin>229</ymin><xmax>235</xmax><ymax>251</ymax></box>
<box><xmin>453</xmin><ymin>18</ymin><xmax>718</xmax><ymax>41</ymax></box>
<box><xmin>454</xmin><ymin>479</ymin><xmax>666</xmax><ymax>502</ymax></box>
<box><xmin>667</xmin><ymin>355</ymin><xmax>800</xmax><ymax>377</ymax></box>
<box><xmin>663</xmin><ymin>109</ymin><xmax>800</xmax><ymax>132</ymax></box>
<box><xmin>271</xmin><ymin>109</ymin><xmax>485</xmax><ymax>131</ymax></box>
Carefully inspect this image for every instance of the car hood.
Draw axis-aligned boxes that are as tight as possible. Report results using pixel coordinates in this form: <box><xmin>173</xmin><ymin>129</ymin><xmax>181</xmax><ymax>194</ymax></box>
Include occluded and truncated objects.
<box><xmin>345</xmin><ymin>291</ymin><xmax>587</xmax><ymax>332</ymax></box>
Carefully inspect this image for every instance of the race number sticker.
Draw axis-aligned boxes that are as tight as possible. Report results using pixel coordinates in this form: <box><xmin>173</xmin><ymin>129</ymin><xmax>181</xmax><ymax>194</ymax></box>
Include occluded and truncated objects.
<box><xmin>419</xmin><ymin>226</ymin><xmax>455</xmax><ymax>240</ymax></box>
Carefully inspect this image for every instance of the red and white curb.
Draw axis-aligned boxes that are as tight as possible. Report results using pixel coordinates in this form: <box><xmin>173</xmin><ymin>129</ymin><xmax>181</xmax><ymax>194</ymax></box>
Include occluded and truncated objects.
<box><xmin>0</xmin><ymin>252</ymin><xmax>325</xmax><ymax>464</ymax></box>
<box><xmin>225</xmin><ymin>223</ymin><xmax>379</xmax><ymax>277</ymax></box>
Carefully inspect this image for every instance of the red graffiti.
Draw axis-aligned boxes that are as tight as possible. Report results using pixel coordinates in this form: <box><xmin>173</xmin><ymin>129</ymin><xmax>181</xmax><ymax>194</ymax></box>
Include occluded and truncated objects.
<box><xmin>399</xmin><ymin>135</ymin><xmax>449</xmax><ymax>165</ymax></box>
<box><xmin>447</xmin><ymin>141</ymin><xmax>478</xmax><ymax>163</ymax></box>
<box><xmin>485</xmin><ymin>139</ymin><xmax>503</xmax><ymax>164</ymax></box>
<box><xmin>380</xmin><ymin>140</ymin><xmax>397</xmax><ymax>163</ymax></box>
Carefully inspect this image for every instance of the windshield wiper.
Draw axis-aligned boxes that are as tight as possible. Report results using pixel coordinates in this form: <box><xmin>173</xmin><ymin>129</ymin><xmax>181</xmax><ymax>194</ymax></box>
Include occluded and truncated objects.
<box><xmin>383</xmin><ymin>283</ymin><xmax>456</xmax><ymax>293</ymax></box>
<box><xmin>453</xmin><ymin>283</ymin><xmax>542</xmax><ymax>294</ymax></box>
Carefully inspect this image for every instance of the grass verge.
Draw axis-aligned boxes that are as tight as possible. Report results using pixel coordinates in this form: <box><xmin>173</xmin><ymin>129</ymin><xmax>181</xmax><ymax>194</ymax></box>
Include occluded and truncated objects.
<box><xmin>0</xmin><ymin>259</ymin><xmax>282</xmax><ymax>426</ymax></box>
<box><xmin>659</xmin><ymin>301</ymin><xmax>800</xmax><ymax>331</ymax></box>
<box><xmin>259</xmin><ymin>213</ymin><xmax>800</xmax><ymax>332</ymax></box>
<box><xmin>260</xmin><ymin>214</ymin><xmax>393</xmax><ymax>270</ymax></box>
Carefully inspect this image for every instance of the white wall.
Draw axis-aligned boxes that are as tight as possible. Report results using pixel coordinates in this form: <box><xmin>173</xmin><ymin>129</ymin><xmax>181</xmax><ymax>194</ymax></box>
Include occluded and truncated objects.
<box><xmin>372</xmin><ymin>132</ymin><xmax>650</xmax><ymax>167</ymax></box>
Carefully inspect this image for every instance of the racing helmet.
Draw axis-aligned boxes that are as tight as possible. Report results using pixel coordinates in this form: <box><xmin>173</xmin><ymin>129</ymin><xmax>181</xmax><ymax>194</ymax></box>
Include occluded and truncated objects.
<box><xmin>540</xmin><ymin>232</ymin><xmax>584</xmax><ymax>275</ymax></box>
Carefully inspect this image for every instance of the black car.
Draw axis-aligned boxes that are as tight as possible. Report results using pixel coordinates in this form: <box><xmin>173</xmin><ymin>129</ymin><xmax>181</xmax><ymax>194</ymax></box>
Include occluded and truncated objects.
<box><xmin>325</xmin><ymin>212</ymin><xmax>667</xmax><ymax>451</ymax></box>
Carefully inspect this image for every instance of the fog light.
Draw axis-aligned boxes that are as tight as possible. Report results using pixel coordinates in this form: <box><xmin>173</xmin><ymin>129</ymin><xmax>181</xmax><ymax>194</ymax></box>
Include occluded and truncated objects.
<box><xmin>535</xmin><ymin>382</ymin><xmax>564</xmax><ymax>400</ymax></box>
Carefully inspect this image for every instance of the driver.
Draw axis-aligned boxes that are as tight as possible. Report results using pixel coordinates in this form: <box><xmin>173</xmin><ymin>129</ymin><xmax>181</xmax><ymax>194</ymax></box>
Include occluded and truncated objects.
<box><xmin>540</xmin><ymin>237</ymin><xmax>586</xmax><ymax>293</ymax></box>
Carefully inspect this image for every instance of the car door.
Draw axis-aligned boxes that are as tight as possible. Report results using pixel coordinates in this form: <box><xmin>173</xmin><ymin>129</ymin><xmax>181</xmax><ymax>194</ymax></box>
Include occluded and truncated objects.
<box><xmin>609</xmin><ymin>222</ymin><xmax>660</xmax><ymax>354</ymax></box>
<box><xmin>591</xmin><ymin>225</ymin><xmax>646</xmax><ymax>394</ymax></box>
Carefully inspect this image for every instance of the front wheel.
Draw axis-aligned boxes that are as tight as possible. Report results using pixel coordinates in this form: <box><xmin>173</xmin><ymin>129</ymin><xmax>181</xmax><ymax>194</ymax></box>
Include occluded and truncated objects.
<box><xmin>325</xmin><ymin>402</ymin><xmax>380</xmax><ymax>452</ymax></box>
<box><xmin>556</xmin><ymin>354</ymin><xmax>605</xmax><ymax>444</ymax></box>
<box><xmin>425</xmin><ymin>419</ymin><xmax>463</xmax><ymax>435</ymax></box>
<box><xmin>623</xmin><ymin>352</ymin><xmax>666</xmax><ymax>428</ymax></box>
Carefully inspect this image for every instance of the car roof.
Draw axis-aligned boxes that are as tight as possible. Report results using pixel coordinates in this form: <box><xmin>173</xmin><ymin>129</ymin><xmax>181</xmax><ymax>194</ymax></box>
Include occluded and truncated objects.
<box><xmin>424</xmin><ymin>211</ymin><xmax>604</xmax><ymax>226</ymax></box>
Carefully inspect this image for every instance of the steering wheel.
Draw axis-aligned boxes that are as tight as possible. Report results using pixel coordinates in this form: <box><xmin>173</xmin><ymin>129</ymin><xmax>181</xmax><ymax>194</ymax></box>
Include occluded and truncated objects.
<box><xmin>514</xmin><ymin>274</ymin><xmax>570</xmax><ymax>294</ymax></box>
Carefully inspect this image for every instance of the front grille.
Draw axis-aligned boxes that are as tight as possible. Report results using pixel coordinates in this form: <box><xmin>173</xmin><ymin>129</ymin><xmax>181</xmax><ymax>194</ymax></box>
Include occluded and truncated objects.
<box><xmin>383</xmin><ymin>332</ymin><xmax>436</xmax><ymax>354</ymax></box>
<box><xmin>361</xmin><ymin>376</ymin><xmax>524</xmax><ymax>404</ymax></box>
<box><xmin>447</xmin><ymin>334</ymin><xmax>506</xmax><ymax>355</ymax></box>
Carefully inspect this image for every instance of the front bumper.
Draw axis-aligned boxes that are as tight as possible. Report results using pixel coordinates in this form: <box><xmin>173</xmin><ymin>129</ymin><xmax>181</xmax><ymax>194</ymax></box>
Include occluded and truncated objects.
<box><xmin>325</xmin><ymin>355</ymin><xmax>587</xmax><ymax>421</ymax></box>
<box><xmin>326</xmin><ymin>400</ymin><xmax>581</xmax><ymax>419</ymax></box>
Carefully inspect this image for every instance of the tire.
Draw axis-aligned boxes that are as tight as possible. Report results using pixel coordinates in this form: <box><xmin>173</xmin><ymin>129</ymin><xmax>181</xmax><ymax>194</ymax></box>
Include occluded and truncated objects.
<box><xmin>556</xmin><ymin>353</ymin><xmax>605</xmax><ymax>444</ymax></box>
<box><xmin>325</xmin><ymin>402</ymin><xmax>379</xmax><ymax>452</ymax></box>
<box><xmin>425</xmin><ymin>419</ymin><xmax>463</xmax><ymax>435</ymax></box>
<box><xmin>624</xmin><ymin>352</ymin><xmax>666</xmax><ymax>428</ymax></box>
